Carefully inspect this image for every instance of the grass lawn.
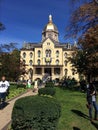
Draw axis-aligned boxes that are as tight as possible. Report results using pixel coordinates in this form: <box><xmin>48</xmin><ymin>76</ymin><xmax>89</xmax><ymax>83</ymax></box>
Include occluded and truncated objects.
<box><xmin>55</xmin><ymin>87</ymin><xmax>98</xmax><ymax>130</ymax></box>
<box><xmin>6</xmin><ymin>84</ymin><xmax>27</xmax><ymax>100</ymax></box>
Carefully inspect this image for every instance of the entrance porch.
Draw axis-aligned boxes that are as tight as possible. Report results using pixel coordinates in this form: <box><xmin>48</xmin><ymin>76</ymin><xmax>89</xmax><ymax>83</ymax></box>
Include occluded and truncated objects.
<box><xmin>33</xmin><ymin>65</ymin><xmax>63</xmax><ymax>81</ymax></box>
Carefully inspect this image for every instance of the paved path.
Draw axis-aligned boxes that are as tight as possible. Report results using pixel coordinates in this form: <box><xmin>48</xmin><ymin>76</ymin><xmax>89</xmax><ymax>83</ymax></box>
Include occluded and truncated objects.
<box><xmin>0</xmin><ymin>90</ymin><xmax>37</xmax><ymax>130</ymax></box>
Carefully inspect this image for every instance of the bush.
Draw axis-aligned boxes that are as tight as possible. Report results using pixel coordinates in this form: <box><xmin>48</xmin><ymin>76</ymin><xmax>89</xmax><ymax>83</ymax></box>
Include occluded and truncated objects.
<box><xmin>45</xmin><ymin>81</ymin><xmax>54</xmax><ymax>88</ymax></box>
<box><xmin>12</xmin><ymin>96</ymin><xmax>61</xmax><ymax>130</ymax></box>
<box><xmin>17</xmin><ymin>84</ymin><xmax>26</xmax><ymax>89</ymax></box>
<box><xmin>38</xmin><ymin>87</ymin><xmax>56</xmax><ymax>96</ymax></box>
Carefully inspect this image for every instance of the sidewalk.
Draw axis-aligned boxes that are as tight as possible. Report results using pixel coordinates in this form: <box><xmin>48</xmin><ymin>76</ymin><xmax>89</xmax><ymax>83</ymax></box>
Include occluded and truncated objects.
<box><xmin>0</xmin><ymin>90</ymin><xmax>37</xmax><ymax>130</ymax></box>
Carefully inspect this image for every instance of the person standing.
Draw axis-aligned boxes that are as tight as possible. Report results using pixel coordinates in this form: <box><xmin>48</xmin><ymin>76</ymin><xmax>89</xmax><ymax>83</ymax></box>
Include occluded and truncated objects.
<box><xmin>86</xmin><ymin>83</ymin><xmax>98</xmax><ymax>122</ymax></box>
<box><xmin>27</xmin><ymin>79</ymin><xmax>32</xmax><ymax>88</ymax></box>
<box><xmin>0</xmin><ymin>76</ymin><xmax>10</xmax><ymax>109</ymax></box>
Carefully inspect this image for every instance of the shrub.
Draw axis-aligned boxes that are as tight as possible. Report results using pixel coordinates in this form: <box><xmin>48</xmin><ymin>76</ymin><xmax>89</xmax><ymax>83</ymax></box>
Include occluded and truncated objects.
<box><xmin>12</xmin><ymin>96</ymin><xmax>61</xmax><ymax>130</ymax></box>
<box><xmin>38</xmin><ymin>87</ymin><xmax>56</xmax><ymax>96</ymax></box>
<box><xmin>17</xmin><ymin>84</ymin><xmax>26</xmax><ymax>89</ymax></box>
<box><xmin>45</xmin><ymin>81</ymin><xmax>54</xmax><ymax>88</ymax></box>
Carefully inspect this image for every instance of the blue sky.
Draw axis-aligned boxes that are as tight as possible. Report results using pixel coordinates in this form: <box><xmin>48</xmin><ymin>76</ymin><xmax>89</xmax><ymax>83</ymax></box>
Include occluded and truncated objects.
<box><xmin>0</xmin><ymin>0</ymin><xmax>77</xmax><ymax>48</ymax></box>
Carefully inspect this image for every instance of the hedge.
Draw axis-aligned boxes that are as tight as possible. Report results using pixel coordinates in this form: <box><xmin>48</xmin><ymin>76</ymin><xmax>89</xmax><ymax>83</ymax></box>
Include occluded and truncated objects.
<box><xmin>45</xmin><ymin>81</ymin><xmax>54</xmax><ymax>88</ymax></box>
<box><xmin>38</xmin><ymin>87</ymin><xmax>56</xmax><ymax>96</ymax></box>
<box><xmin>17</xmin><ymin>84</ymin><xmax>26</xmax><ymax>88</ymax></box>
<box><xmin>11</xmin><ymin>96</ymin><xmax>61</xmax><ymax>130</ymax></box>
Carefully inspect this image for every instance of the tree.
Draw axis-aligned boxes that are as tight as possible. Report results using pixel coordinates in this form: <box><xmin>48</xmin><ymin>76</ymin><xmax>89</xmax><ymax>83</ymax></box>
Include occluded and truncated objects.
<box><xmin>0</xmin><ymin>43</ymin><xmax>26</xmax><ymax>81</ymax></box>
<box><xmin>0</xmin><ymin>22</ymin><xmax>5</xmax><ymax>31</ymax></box>
<box><xmin>65</xmin><ymin>0</ymin><xmax>98</xmax><ymax>38</ymax></box>
<box><xmin>69</xmin><ymin>25</ymin><xmax>98</xmax><ymax>81</ymax></box>
<box><xmin>0</xmin><ymin>49</ymin><xmax>26</xmax><ymax>81</ymax></box>
<box><xmin>66</xmin><ymin>0</ymin><xmax>98</xmax><ymax>81</ymax></box>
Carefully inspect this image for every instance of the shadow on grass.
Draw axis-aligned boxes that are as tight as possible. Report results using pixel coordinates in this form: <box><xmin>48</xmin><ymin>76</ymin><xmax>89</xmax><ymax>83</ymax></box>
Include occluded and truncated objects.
<box><xmin>91</xmin><ymin>122</ymin><xmax>98</xmax><ymax>129</ymax></box>
<box><xmin>72</xmin><ymin>109</ymin><xmax>98</xmax><ymax>130</ymax></box>
<box><xmin>73</xmin><ymin>127</ymin><xmax>80</xmax><ymax>130</ymax></box>
<box><xmin>71</xmin><ymin>109</ymin><xmax>89</xmax><ymax>120</ymax></box>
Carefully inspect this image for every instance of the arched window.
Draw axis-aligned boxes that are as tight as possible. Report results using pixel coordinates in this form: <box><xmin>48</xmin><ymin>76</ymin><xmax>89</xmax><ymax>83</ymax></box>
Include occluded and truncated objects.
<box><xmin>38</xmin><ymin>50</ymin><xmax>41</xmax><ymax>57</ymax></box>
<box><xmin>48</xmin><ymin>49</ymin><xmax>51</xmax><ymax>57</ymax></box>
<box><xmin>30</xmin><ymin>52</ymin><xmax>33</xmax><ymax>58</ymax></box>
<box><xmin>29</xmin><ymin>60</ymin><xmax>33</xmax><ymax>66</ymax></box>
<box><xmin>72</xmin><ymin>69</ymin><xmax>76</xmax><ymax>75</ymax></box>
<box><xmin>37</xmin><ymin>59</ymin><xmax>40</xmax><ymax>65</ymax></box>
<box><xmin>46</xmin><ymin>50</ymin><xmax>48</xmax><ymax>57</ymax></box>
<box><xmin>23</xmin><ymin>60</ymin><xmax>26</xmax><ymax>65</ymax></box>
<box><xmin>23</xmin><ymin>52</ymin><xmax>26</xmax><ymax>58</ymax></box>
<box><xmin>64</xmin><ymin>53</ymin><xmax>67</xmax><ymax>58</ymax></box>
<box><xmin>64</xmin><ymin>60</ymin><xmax>67</xmax><ymax>66</ymax></box>
<box><xmin>45</xmin><ymin>49</ymin><xmax>51</xmax><ymax>57</ymax></box>
<box><xmin>65</xmin><ymin>69</ymin><xmax>68</xmax><ymax>76</ymax></box>
<box><xmin>56</xmin><ymin>50</ymin><xmax>59</xmax><ymax>58</ymax></box>
<box><xmin>56</xmin><ymin>60</ymin><xmax>59</xmax><ymax>65</ymax></box>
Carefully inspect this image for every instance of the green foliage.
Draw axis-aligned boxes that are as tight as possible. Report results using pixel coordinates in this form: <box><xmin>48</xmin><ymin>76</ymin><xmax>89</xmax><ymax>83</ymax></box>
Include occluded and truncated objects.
<box><xmin>0</xmin><ymin>49</ymin><xmax>26</xmax><ymax>81</ymax></box>
<box><xmin>12</xmin><ymin>96</ymin><xmax>61</xmax><ymax>130</ymax></box>
<box><xmin>17</xmin><ymin>84</ymin><xmax>26</xmax><ymax>89</ymax></box>
<box><xmin>38</xmin><ymin>87</ymin><xmax>56</xmax><ymax>96</ymax></box>
<box><xmin>45</xmin><ymin>81</ymin><xmax>54</xmax><ymax>88</ymax></box>
<box><xmin>6</xmin><ymin>84</ymin><xmax>26</xmax><ymax>100</ymax></box>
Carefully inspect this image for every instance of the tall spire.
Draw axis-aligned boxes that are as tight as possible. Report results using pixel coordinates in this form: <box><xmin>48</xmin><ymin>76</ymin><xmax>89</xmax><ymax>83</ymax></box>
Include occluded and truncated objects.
<box><xmin>49</xmin><ymin>14</ymin><xmax>52</xmax><ymax>23</ymax></box>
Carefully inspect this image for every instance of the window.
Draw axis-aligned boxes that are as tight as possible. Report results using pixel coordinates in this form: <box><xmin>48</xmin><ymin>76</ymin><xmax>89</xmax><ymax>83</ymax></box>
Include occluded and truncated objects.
<box><xmin>64</xmin><ymin>53</ymin><xmax>67</xmax><ymax>58</ymax></box>
<box><xmin>29</xmin><ymin>60</ymin><xmax>33</xmax><ymax>66</ymax></box>
<box><xmin>47</xmin><ymin>42</ymin><xmax>50</xmax><ymax>45</ymax></box>
<box><xmin>56</xmin><ymin>60</ymin><xmax>59</xmax><ymax>65</ymax></box>
<box><xmin>64</xmin><ymin>60</ymin><xmax>67</xmax><ymax>66</ymax></box>
<box><xmin>48</xmin><ymin>50</ymin><xmax>51</xmax><ymax>57</ymax></box>
<box><xmin>30</xmin><ymin>52</ymin><xmax>33</xmax><ymax>58</ymax></box>
<box><xmin>56</xmin><ymin>50</ymin><xmax>59</xmax><ymax>58</ymax></box>
<box><xmin>45</xmin><ymin>49</ymin><xmax>51</xmax><ymax>57</ymax></box>
<box><xmin>72</xmin><ymin>69</ymin><xmax>76</xmax><ymax>75</ymax></box>
<box><xmin>38</xmin><ymin>50</ymin><xmax>41</xmax><ymax>57</ymax></box>
<box><xmin>46</xmin><ymin>50</ymin><xmax>48</xmax><ymax>57</ymax></box>
<box><xmin>65</xmin><ymin>69</ymin><xmax>68</xmax><ymax>76</ymax></box>
<box><xmin>37</xmin><ymin>59</ymin><xmax>41</xmax><ymax>65</ymax></box>
<box><xmin>23</xmin><ymin>52</ymin><xmax>26</xmax><ymax>58</ymax></box>
<box><xmin>23</xmin><ymin>60</ymin><xmax>26</xmax><ymax>65</ymax></box>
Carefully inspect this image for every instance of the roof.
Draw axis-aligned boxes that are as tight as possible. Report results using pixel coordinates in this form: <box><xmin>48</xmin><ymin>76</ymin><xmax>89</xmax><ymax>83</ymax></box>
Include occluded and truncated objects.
<box><xmin>42</xmin><ymin>15</ymin><xmax>58</xmax><ymax>33</ymax></box>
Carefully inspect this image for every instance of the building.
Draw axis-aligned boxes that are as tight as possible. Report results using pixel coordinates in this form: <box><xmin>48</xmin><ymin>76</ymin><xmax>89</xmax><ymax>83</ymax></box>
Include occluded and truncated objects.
<box><xmin>20</xmin><ymin>15</ymin><xmax>79</xmax><ymax>81</ymax></box>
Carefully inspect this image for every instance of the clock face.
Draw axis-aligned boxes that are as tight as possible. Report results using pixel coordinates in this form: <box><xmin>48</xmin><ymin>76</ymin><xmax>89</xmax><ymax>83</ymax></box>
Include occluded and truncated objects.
<box><xmin>94</xmin><ymin>0</ymin><xmax>98</xmax><ymax>4</ymax></box>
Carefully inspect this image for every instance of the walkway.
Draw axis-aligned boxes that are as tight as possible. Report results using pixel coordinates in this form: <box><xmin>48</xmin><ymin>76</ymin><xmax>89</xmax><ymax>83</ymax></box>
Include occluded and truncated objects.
<box><xmin>0</xmin><ymin>90</ymin><xmax>37</xmax><ymax>130</ymax></box>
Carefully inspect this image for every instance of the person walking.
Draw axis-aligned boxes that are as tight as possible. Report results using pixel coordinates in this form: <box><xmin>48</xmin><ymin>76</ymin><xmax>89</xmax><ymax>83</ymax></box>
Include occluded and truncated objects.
<box><xmin>86</xmin><ymin>83</ymin><xmax>98</xmax><ymax>122</ymax></box>
<box><xmin>0</xmin><ymin>76</ymin><xmax>10</xmax><ymax>109</ymax></box>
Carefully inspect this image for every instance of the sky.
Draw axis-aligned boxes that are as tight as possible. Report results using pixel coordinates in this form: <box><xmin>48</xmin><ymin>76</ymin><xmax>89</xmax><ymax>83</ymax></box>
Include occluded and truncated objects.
<box><xmin>0</xmin><ymin>0</ymin><xmax>77</xmax><ymax>48</ymax></box>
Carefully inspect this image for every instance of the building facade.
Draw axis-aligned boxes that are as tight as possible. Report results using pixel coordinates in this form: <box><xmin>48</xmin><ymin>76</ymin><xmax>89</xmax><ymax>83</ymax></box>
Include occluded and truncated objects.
<box><xmin>20</xmin><ymin>15</ymin><xmax>79</xmax><ymax>81</ymax></box>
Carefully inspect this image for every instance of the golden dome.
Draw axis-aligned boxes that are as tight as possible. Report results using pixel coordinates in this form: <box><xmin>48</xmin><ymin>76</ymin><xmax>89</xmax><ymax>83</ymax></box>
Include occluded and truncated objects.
<box><xmin>43</xmin><ymin>15</ymin><xmax>58</xmax><ymax>33</ymax></box>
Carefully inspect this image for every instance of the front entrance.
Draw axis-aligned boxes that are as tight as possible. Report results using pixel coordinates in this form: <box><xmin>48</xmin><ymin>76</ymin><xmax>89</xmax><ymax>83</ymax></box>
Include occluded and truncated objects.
<box><xmin>44</xmin><ymin>68</ymin><xmax>51</xmax><ymax>76</ymax></box>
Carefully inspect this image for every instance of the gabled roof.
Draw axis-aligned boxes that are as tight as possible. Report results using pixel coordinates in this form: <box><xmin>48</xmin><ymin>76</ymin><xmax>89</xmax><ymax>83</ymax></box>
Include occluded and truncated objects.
<box><xmin>21</xmin><ymin>37</ymin><xmax>74</xmax><ymax>51</ymax></box>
